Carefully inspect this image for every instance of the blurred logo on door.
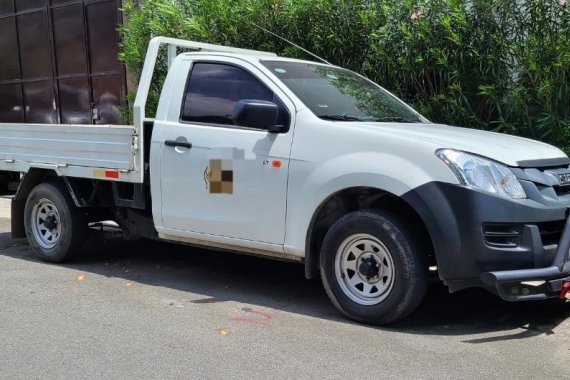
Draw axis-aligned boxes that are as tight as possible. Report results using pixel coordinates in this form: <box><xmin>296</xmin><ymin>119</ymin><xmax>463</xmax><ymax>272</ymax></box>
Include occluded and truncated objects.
<box><xmin>204</xmin><ymin>159</ymin><xmax>233</xmax><ymax>194</ymax></box>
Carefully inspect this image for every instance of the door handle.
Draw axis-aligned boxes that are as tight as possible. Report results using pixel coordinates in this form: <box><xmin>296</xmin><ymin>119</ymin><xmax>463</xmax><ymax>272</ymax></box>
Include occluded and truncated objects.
<box><xmin>165</xmin><ymin>140</ymin><xmax>193</xmax><ymax>149</ymax></box>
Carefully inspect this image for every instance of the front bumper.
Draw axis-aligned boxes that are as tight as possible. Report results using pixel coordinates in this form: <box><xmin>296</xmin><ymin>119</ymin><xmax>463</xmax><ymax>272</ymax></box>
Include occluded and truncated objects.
<box><xmin>402</xmin><ymin>181</ymin><xmax>570</xmax><ymax>301</ymax></box>
<box><xmin>480</xmin><ymin>215</ymin><xmax>570</xmax><ymax>301</ymax></box>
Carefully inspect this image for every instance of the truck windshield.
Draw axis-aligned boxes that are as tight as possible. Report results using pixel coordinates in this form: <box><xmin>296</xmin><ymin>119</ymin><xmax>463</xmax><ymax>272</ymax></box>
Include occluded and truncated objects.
<box><xmin>261</xmin><ymin>61</ymin><xmax>424</xmax><ymax>123</ymax></box>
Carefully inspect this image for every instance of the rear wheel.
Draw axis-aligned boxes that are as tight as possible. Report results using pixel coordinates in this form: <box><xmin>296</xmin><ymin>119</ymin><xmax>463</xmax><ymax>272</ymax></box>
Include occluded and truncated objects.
<box><xmin>320</xmin><ymin>210</ymin><xmax>428</xmax><ymax>325</ymax></box>
<box><xmin>24</xmin><ymin>182</ymin><xmax>87</xmax><ymax>262</ymax></box>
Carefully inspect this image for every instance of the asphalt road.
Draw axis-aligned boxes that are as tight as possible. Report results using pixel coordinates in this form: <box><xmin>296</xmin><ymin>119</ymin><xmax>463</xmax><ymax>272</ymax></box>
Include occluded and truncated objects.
<box><xmin>0</xmin><ymin>198</ymin><xmax>569</xmax><ymax>379</ymax></box>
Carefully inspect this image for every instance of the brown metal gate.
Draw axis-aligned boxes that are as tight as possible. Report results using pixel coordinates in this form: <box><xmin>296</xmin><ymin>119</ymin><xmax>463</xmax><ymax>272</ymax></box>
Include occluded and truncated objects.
<box><xmin>0</xmin><ymin>0</ymin><xmax>126</xmax><ymax>125</ymax></box>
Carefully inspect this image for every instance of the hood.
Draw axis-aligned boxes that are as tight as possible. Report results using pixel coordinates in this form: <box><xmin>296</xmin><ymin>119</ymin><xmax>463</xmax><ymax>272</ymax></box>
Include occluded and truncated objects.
<box><xmin>343</xmin><ymin>122</ymin><xmax>567</xmax><ymax>167</ymax></box>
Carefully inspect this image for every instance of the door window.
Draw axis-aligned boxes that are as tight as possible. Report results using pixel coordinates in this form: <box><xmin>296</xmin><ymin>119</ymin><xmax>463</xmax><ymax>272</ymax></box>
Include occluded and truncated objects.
<box><xmin>180</xmin><ymin>62</ymin><xmax>289</xmax><ymax>128</ymax></box>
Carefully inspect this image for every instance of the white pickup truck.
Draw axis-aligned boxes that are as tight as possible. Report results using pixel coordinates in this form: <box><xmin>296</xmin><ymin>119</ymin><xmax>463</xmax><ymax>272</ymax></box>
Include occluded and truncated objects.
<box><xmin>1</xmin><ymin>37</ymin><xmax>569</xmax><ymax>324</ymax></box>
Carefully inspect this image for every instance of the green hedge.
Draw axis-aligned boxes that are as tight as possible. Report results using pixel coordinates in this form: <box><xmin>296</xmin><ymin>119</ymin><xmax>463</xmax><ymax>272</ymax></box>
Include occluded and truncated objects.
<box><xmin>119</xmin><ymin>0</ymin><xmax>570</xmax><ymax>151</ymax></box>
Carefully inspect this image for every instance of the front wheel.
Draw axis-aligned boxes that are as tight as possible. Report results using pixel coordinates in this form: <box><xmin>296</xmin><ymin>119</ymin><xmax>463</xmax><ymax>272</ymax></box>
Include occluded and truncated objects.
<box><xmin>320</xmin><ymin>210</ymin><xmax>428</xmax><ymax>325</ymax></box>
<box><xmin>24</xmin><ymin>182</ymin><xmax>87</xmax><ymax>262</ymax></box>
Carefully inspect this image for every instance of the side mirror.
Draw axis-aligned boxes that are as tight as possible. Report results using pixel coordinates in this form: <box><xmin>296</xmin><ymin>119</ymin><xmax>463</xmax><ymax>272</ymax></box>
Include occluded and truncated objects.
<box><xmin>234</xmin><ymin>99</ymin><xmax>286</xmax><ymax>132</ymax></box>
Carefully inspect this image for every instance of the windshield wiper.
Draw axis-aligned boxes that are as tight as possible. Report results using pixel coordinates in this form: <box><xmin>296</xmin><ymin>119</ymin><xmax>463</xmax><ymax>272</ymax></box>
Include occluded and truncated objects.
<box><xmin>319</xmin><ymin>115</ymin><xmax>364</xmax><ymax>121</ymax></box>
<box><xmin>368</xmin><ymin>116</ymin><xmax>416</xmax><ymax>123</ymax></box>
<box><xmin>320</xmin><ymin>115</ymin><xmax>418</xmax><ymax>123</ymax></box>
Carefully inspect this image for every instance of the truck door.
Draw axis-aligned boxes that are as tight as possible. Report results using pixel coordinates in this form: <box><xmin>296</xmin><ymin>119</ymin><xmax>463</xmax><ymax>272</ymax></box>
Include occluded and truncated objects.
<box><xmin>157</xmin><ymin>60</ymin><xmax>295</xmax><ymax>246</ymax></box>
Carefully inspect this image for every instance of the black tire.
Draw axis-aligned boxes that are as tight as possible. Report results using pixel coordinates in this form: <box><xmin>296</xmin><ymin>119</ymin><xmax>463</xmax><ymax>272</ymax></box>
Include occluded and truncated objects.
<box><xmin>320</xmin><ymin>209</ymin><xmax>428</xmax><ymax>325</ymax></box>
<box><xmin>24</xmin><ymin>181</ymin><xmax>87</xmax><ymax>263</ymax></box>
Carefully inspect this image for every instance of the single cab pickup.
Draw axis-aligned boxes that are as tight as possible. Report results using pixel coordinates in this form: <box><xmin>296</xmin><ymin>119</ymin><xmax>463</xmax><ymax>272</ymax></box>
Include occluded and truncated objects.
<box><xmin>1</xmin><ymin>37</ymin><xmax>569</xmax><ymax>324</ymax></box>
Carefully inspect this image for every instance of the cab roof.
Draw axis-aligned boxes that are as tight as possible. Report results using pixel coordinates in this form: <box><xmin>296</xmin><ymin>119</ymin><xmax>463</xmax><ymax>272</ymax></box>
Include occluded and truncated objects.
<box><xmin>180</xmin><ymin>51</ymin><xmax>334</xmax><ymax>68</ymax></box>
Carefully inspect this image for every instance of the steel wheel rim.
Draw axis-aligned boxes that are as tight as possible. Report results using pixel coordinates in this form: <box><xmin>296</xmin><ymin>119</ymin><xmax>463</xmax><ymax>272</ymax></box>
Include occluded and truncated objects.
<box><xmin>31</xmin><ymin>198</ymin><xmax>62</xmax><ymax>249</ymax></box>
<box><xmin>334</xmin><ymin>233</ymin><xmax>395</xmax><ymax>306</ymax></box>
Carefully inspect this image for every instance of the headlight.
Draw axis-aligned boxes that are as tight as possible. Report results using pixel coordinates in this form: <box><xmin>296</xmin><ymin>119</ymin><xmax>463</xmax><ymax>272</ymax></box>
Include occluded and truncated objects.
<box><xmin>436</xmin><ymin>149</ymin><xmax>526</xmax><ymax>199</ymax></box>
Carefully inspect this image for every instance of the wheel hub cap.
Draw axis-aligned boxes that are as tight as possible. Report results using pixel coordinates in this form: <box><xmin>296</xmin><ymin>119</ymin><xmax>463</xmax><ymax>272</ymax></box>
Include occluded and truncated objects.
<box><xmin>358</xmin><ymin>256</ymin><xmax>380</xmax><ymax>280</ymax></box>
<box><xmin>43</xmin><ymin>214</ymin><xmax>58</xmax><ymax>230</ymax></box>
<box><xmin>334</xmin><ymin>233</ymin><xmax>395</xmax><ymax>306</ymax></box>
<box><xmin>31</xmin><ymin>198</ymin><xmax>62</xmax><ymax>249</ymax></box>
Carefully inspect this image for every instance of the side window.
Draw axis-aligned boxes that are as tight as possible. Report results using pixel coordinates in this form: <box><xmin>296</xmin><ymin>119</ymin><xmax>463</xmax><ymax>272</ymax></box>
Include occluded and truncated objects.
<box><xmin>181</xmin><ymin>62</ymin><xmax>289</xmax><ymax>128</ymax></box>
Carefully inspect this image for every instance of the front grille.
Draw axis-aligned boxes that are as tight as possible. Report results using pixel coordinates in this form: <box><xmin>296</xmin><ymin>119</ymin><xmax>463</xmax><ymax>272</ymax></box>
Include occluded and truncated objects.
<box><xmin>537</xmin><ymin>220</ymin><xmax>565</xmax><ymax>246</ymax></box>
<box><xmin>483</xmin><ymin>221</ymin><xmax>566</xmax><ymax>248</ymax></box>
<box><xmin>515</xmin><ymin>165</ymin><xmax>570</xmax><ymax>206</ymax></box>
<box><xmin>554</xmin><ymin>185</ymin><xmax>570</xmax><ymax>197</ymax></box>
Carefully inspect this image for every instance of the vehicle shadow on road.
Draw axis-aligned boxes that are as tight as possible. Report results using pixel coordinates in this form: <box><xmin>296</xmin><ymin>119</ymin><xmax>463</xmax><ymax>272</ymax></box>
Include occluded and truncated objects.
<box><xmin>398</xmin><ymin>282</ymin><xmax>570</xmax><ymax>343</ymax></box>
<box><xmin>1</xmin><ymin>230</ymin><xmax>568</xmax><ymax>342</ymax></box>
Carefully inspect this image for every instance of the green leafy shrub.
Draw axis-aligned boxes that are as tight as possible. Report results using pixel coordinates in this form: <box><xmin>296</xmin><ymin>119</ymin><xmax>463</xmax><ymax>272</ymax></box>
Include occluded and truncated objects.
<box><xmin>363</xmin><ymin>0</ymin><xmax>570</xmax><ymax>149</ymax></box>
<box><xmin>119</xmin><ymin>0</ymin><xmax>570</xmax><ymax>152</ymax></box>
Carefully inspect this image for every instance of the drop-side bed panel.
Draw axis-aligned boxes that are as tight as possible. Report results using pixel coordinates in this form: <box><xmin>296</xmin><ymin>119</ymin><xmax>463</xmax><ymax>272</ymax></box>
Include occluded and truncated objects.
<box><xmin>0</xmin><ymin>123</ymin><xmax>138</xmax><ymax>180</ymax></box>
